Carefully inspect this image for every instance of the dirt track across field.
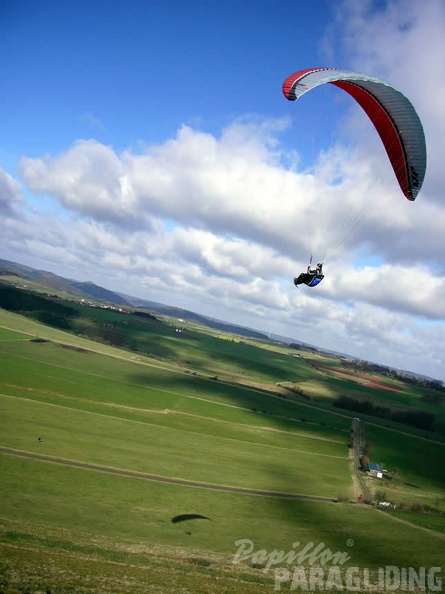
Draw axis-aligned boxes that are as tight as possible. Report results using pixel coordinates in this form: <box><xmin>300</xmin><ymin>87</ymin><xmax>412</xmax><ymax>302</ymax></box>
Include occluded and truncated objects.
<box><xmin>0</xmin><ymin>446</ymin><xmax>337</xmax><ymax>503</ymax></box>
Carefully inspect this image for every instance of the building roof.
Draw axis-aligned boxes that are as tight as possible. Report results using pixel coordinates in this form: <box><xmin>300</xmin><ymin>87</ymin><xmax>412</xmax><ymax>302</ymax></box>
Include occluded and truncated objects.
<box><xmin>368</xmin><ymin>463</ymin><xmax>383</xmax><ymax>472</ymax></box>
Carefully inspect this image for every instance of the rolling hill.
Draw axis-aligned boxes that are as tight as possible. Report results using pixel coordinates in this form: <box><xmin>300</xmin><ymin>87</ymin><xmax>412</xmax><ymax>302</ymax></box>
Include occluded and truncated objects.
<box><xmin>0</xmin><ymin>258</ymin><xmax>268</xmax><ymax>340</ymax></box>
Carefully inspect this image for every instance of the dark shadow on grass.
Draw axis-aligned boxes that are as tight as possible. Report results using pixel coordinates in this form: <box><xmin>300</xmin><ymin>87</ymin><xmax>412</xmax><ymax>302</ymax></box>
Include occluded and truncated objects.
<box><xmin>257</xmin><ymin>460</ymin><xmax>444</xmax><ymax>572</ymax></box>
<box><xmin>171</xmin><ymin>514</ymin><xmax>211</xmax><ymax>523</ymax></box>
<box><xmin>125</xmin><ymin>370</ymin><xmax>352</xmax><ymax>436</ymax></box>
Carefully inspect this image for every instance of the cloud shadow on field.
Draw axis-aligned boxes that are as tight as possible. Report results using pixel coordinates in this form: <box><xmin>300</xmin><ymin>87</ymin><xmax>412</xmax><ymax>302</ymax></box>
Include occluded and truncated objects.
<box><xmin>124</xmin><ymin>369</ymin><xmax>350</xmax><ymax>432</ymax></box>
<box><xmin>119</xmin><ymin>362</ymin><xmax>445</xmax><ymax>572</ymax></box>
<box><xmin>251</xmin><ymin>461</ymin><xmax>444</xmax><ymax>572</ymax></box>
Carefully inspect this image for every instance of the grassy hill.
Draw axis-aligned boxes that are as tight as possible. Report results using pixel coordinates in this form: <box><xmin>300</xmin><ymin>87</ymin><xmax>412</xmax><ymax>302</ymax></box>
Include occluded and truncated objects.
<box><xmin>1</xmin><ymin>294</ymin><xmax>445</xmax><ymax>592</ymax></box>
<box><xmin>0</xmin><ymin>258</ymin><xmax>268</xmax><ymax>339</ymax></box>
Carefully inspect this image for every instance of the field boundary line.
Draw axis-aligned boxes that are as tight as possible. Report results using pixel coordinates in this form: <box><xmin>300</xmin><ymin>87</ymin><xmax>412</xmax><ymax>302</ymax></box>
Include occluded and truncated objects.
<box><xmin>0</xmin><ymin>446</ymin><xmax>337</xmax><ymax>502</ymax></box>
<box><xmin>3</xmin><ymin>324</ymin><xmax>443</xmax><ymax>447</ymax></box>
<box><xmin>0</xmin><ymin>393</ymin><xmax>345</xmax><ymax>457</ymax></box>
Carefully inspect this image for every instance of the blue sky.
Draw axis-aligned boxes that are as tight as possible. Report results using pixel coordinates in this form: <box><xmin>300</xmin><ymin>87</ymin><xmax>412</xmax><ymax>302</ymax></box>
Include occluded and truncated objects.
<box><xmin>1</xmin><ymin>1</ymin><xmax>335</xmax><ymax>157</ymax></box>
<box><xmin>1</xmin><ymin>0</ymin><xmax>445</xmax><ymax>381</ymax></box>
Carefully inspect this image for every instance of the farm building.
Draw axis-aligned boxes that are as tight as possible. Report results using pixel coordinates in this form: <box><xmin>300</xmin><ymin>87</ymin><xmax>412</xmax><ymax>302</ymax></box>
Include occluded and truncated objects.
<box><xmin>368</xmin><ymin>463</ymin><xmax>384</xmax><ymax>478</ymax></box>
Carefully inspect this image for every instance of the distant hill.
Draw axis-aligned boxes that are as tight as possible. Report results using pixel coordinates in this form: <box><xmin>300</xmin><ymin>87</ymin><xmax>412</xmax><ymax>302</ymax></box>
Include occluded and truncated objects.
<box><xmin>0</xmin><ymin>258</ymin><xmax>131</xmax><ymax>306</ymax></box>
<box><xmin>117</xmin><ymin>291</ymin><xmax>268</xmax><ymax>338</ymax></box>
<box><xmin>3</xmin><ymin>258</ymin><xmax>442</xmax><ymax>383</ymax></box>
<box><xmin>0</xmin><ymin>258</ymin><xmax>267</xmax><ymax>340</ymax></box>
<box><xmin>0</xmin><ymin>259</ymin><xmax>81</xmax><ymax>295</ymax></box>
<box><xmin>70</xmin><ymin>281</ymin><xmax>131</xmax><ymax>306</ymax></box>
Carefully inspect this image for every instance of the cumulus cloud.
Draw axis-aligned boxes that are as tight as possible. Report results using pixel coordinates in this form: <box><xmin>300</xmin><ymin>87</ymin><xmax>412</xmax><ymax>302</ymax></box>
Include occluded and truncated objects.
<box><xmin>20</xmin><ymin>140</ymin><xmax>152</xmax><ymax>229</ymax></box>
<box><xmin>0</xmin><ymin>167</ymin><xmax>24</xmax><ymax>215</ymax></box>
<box><xmin>18</xmin><ymin>117</ymin><xmax>436</xmax><ymax>267</ymax></box>
<box><xmin>11</xmin><ymin>109</ymin><xmax>445</xmax><ymax>325</ymax></box>
<box><xmin>332</xmin><ymin>264</ymin><xmax>445</xmax><ymax>319</ymax></box>
<box><xmin>18</xmin><ymin>121</ymin><xmax>324</xmax><ymax>256</ymax></box>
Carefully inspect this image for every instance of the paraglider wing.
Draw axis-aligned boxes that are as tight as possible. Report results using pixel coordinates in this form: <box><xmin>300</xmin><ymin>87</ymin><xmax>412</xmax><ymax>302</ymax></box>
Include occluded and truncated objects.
<box><xmin>282</xmin><ymin>68</ymin><xmax>426</xmax><ymax>200</ymax></box>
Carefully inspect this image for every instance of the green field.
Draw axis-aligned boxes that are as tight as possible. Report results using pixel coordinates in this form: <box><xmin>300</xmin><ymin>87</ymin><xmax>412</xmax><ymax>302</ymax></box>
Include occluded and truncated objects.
<box><xmin>1</xmin><ymin>307</ymin><xmax>444</xmax><ymax>593</ymax></box>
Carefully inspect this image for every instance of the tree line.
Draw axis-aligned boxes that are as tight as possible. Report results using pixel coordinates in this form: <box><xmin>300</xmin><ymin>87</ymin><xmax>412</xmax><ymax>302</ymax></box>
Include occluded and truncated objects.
<box><xmin>334</xmin><ymin>395</ymin><xmax>436</xmax><ymax>432</ymax></box>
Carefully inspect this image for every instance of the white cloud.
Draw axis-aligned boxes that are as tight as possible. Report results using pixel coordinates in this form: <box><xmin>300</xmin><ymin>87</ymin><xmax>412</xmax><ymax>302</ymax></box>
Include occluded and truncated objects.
<box><xmin>17</xmin><ymin>122</ymin><xmax>323</xmax><ymax>258</ymax></box>
<box><xmin>332</xmin><ymin>264</ymin><xmax>445</xmax><ymax>319</ymax></box>
<box><xmin>0</xmin><ymin>167</ymin><xmax>24</xmax><ymax>215</ymax></box>
<box><xmin>19</xmin><ymin>140</ymin><xmax>152</xmax><ymax>229</ymax></box>
<box><xmin>19</xmin><ymin>117</ymin><xmax>435</xmax><ymax>266</ymax></box>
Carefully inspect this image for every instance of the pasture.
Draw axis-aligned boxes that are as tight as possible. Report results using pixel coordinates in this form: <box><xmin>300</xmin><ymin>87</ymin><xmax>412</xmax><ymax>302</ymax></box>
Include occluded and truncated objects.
<box><xmin>1</xmin><ymin>308</ymin><xmax>444</xmax><ymax>592</ymax></box>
